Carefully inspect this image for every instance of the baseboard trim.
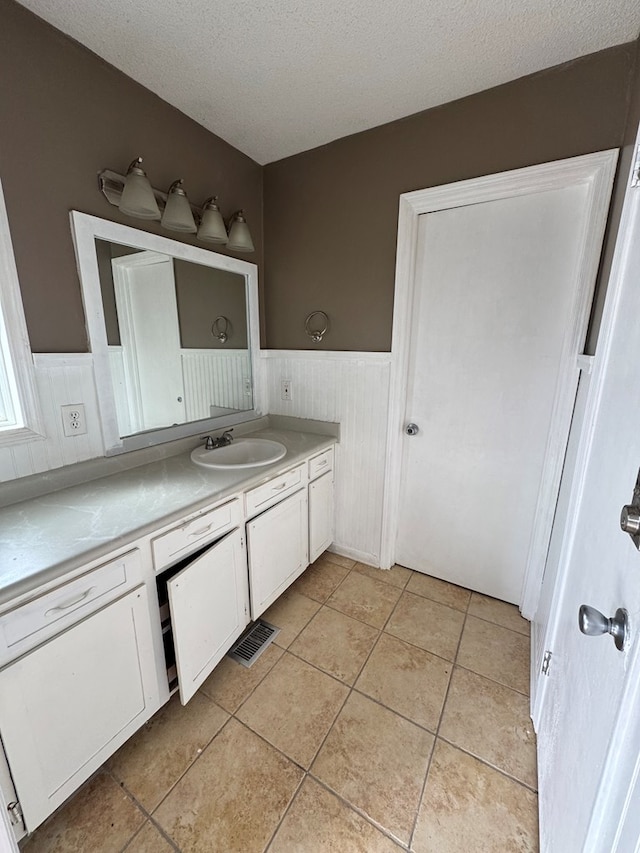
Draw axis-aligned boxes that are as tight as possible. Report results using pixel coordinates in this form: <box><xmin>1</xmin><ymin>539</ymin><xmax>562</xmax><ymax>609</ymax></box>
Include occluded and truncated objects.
<box><xmin>328</xmin><ymin>544</ymin><xmax>381</xmax><ymax>568</ymax></box>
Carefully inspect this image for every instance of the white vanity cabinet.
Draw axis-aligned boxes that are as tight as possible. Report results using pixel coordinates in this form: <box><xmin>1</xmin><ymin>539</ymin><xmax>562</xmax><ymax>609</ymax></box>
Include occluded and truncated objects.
<box><xmin>162</xmin><ymin>528</ymin><xmax>249</xmax><ymax>704</ymax></box>
<box><xmin>308</xmin><ymin>448</ymin><xmax>335</xmax><ymax>563</ymax></box>
<box><xmin>246</xmin><ymin>487</ymin><xmax>309</xmax><ymax>618</ymax></box>
<box><xmin>0</xmin><ymin>435</ymin><xmax>336</xmax><ymax>839</ymax></box>
<box><xmin>151</xmin><ymin>497</ymin><xmax>249</xmax><ymax>705</ymax></box>
<box><xmin>0</xmin><ymin>553</ymin><xmax>161</xmax><ymax>831</ymax></box>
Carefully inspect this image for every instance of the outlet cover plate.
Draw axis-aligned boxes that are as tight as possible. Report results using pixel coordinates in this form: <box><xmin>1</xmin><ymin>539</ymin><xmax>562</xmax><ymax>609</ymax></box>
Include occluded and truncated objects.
<box><xmin>61</xmin><ymin>404</ymin><xmax>87</xmax><ymax>437</ymax></box>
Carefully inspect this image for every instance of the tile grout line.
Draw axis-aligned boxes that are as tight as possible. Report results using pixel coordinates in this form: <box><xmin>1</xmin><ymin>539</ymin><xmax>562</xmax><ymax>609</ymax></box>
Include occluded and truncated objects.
<box><xmin>436</xmin><ymin>734</ymin><xmax>539</xmax><ymax>794</ymax></box>
<box><xmin>261</xmin><ymin>762</ymin><xmax>308</xmax><ymax>853</ymax></box>
<box><xmin>307</xmin><ymin>774</ymin><xmax>411</xmax><ymax>850</ymax></box>
<box><xmin>260</xmin><ymin>563</ymin><xmax>530</xmax><ymax>852</ymax></box>
<box><xmin>109</xmin><ymin>560</ymin><xmax>529</xmax><ymax>853</ymax></box>
<box><xmin>467</xmin><ymin>610</ymin><xmax>530</xmax><ymax>637</ymax></box>
<box><xmin>259</xmin><ymin>561</ymin><xmax>415</xmax><ymax>852</ymax></box>
<box><xmin>452</xmin><ymin>660</ymin><xmax>531</xmax><ymax>697</ymax></box>
<box><xmin>107</xmin><ymin>767</ymin><xmax>181</xmax><ymax>853</ymax></box>
<box><xmin>229</xmin><ymin>559</ymin><xmax>361</xmax><ymax>853</ymax></box>
<box><xmin>113</xmin><ymin>713</ymin><xmax>239</xmax><ymax>851</ymax></box>
<box><xmin>23</xmin><ymin>559</ymin><xmax>532</xmax><ymax>853</ymax></box>
<box><xmin>407</xmin><ymin>584</ymin><xmax>473</xmax><ymax>851</ymax></box>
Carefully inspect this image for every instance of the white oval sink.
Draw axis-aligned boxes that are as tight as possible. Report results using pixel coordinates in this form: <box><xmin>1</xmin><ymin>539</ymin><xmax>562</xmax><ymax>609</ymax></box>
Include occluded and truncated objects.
<box><xmin>191</xmin><ymin>438</ymin><xmax>287</xmax><ymax>469</ymax></box>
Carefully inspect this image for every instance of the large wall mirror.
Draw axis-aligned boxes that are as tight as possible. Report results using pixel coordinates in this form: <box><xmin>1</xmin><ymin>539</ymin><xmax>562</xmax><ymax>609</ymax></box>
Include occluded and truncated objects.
<box><xmin>71</xmin><ymin>212</ymin><xmax>262</xmax><ymax>455</ymax></box>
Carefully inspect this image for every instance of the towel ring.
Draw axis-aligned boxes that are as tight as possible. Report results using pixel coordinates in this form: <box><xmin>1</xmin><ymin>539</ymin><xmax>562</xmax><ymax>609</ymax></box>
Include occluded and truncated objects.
<box><xmin>211</xmin><ymin>316</ymin><xmax>231</xmax><ymax>344</ymax></box>
<box><xmin>305</xmin><ymin>311</ymin><xmax>329</xmax><ymax>343</ymax></box>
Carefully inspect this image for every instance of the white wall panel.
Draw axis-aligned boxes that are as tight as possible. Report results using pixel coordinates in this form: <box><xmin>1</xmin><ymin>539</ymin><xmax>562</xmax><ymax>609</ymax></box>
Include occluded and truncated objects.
<box><xmin>1</xmin><ymin>351</ymin><xmax>393</xmax><ymax>571</ymax></box>
<box><xmin>263</xmin><ymin>351</ymin><xmax>392</xmax><ymax>565</ymax></box>
<box><xmin>0</xmin><ymin>355</ymin><xmax>103</xmax><ymax>482</ymax></box>
<box><xmin>107</xmin><ymin>347</ymin><xmax>132</xmax><ymax>437</ymax></box>
<box><xmin>181</xmin><ymin>350</ymin><xmax>252</xmax><ymax>420</ymax></box>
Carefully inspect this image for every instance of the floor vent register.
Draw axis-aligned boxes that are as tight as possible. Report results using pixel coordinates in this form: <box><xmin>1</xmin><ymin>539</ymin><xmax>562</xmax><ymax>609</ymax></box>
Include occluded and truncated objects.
<box><xmin>227</xmin><ymin>619</ymin><xmax>280</xmax><ymax>668</ymax></box>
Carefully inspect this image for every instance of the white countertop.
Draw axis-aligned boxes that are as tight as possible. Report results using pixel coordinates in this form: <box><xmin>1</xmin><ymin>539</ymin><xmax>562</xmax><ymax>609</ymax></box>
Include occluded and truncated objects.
<box><xmin>0</xmin><ymin>427</ymin><xmax>335</xmax><ymax>606</ymax></box>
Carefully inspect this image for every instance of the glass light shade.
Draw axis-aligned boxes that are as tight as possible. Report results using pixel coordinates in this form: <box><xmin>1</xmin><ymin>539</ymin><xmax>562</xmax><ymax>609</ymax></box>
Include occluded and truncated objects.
<box><xmin>119</xmin><ymin>158</ymin><xmax>161</xmax><ymax>220</ymax></box>
<box><xmin>227</xmin><ymin>211</ymin><xmax>255</xmax><ymax>252</ymax></box>
<box><xmin>161</xmin><ymin>180</ymin><xmax>197</xmax><ymax>233</ymax></box>
<box><xmin>197</xmin><ymin>198</ymin><xmax>228</xmax><ymax>243</ymax></box>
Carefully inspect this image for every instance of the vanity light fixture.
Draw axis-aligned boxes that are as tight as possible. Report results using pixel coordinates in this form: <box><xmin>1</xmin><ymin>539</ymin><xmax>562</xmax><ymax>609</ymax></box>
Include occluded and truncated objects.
<box><xmin>118</xmin><ymin>157</ymin><xmax>161</xmax><ymax>220</ymax></box>
<box><xmin>197</xmin><ymin>197</ymin><xmax>228</xmax><ymax>244</ymax></box>
<box><xmin>227</xmin><ymin>210</ymin><xmax>255</xmax><ymax>253</ymax></box>
<box><xmin>98</xmin><ymin>157</ymin><xmax>255</xmax><ymax>252</ymax></box>
<box><xmin>161</xmin><ymin>180</ymin><xmax>197</xmax><ymax>233</ymax></box>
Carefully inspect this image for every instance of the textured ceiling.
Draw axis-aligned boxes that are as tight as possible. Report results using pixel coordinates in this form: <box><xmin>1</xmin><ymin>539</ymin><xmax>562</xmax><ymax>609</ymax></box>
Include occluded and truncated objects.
<box><xmin>14</xmin><ymin>0</ymin><xmax>640</xmax><ymax>164</ymax></box>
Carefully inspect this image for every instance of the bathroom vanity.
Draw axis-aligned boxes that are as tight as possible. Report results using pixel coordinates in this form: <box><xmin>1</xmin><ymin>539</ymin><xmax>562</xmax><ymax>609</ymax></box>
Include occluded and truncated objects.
<box><xmin>0</xmin><ymin>426</ymin><xmax>335</xmax><ymax>839</ymax></box>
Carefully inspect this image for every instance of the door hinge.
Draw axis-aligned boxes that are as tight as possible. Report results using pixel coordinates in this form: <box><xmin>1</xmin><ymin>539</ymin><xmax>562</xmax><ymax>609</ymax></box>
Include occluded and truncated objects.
<box><xmin>632</xmin><ymin>144</ymin><xmax>640</xmax><ymax>188</ymax></box>
<box><xmin>542</xmin><ymin>650</ymin><xmax>552</xmax><ymax>676</ymax></box>
<box><xmin>7</xmin><ymin>799</ymin><xmax>24</xmax><ymax>827</ymax></box>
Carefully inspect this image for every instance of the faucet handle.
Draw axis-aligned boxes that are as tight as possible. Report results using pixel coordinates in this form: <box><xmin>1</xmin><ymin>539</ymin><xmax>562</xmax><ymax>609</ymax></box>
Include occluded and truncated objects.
<box><xmin>201</xmin><ymin>435</ymin><xmax>215</xmax><ymax>450</ymax></box>
<box><xmin>222</xmin><ymin>429</ymin><xmax>234</xmax><ymax>442</ymax></box>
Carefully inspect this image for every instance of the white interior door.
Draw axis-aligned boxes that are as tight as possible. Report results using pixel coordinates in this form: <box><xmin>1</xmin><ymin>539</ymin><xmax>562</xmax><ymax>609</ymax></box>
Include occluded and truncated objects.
<box><xmin>113</xmin><ymin>252</ymin><xmax>185</xmax><ymax>432</ymax></box>
<box><xmin>535</xmin><ymin>147</ymin><xmax>640</xmax><ymax>851</ymax></box>
<box><xmin>396</xmin><ymin>181</ymin><xmax>602</xmax><ymax>604</ymax></box>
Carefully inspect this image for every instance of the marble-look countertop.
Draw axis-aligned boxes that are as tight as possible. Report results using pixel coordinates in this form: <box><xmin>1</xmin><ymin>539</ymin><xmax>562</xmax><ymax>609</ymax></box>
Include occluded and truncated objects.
<box><xmin>0</xmin><ymin>427</ymin><xmax>335</xmax><ymax>607</ymax></box>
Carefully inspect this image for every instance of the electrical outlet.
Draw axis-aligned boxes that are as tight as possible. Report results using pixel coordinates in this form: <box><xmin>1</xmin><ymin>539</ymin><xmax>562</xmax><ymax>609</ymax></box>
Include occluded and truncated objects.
<box><xmin>281</xmin><ymin>380</ymin><xmax>292</xmax><ymax>401</ymax></box>
<box><xmin>61</xmin><ymin>404</ymin><xmax>87</xmax><ymax>437</ymax></box>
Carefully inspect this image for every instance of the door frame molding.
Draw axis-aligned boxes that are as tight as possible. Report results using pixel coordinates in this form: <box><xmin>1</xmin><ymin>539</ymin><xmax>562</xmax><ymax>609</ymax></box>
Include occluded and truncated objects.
<box><xmin>380</xmin><ymin>150</ymin><xmax>618</xmax><ymax>617</ymax></box>
<box><xmin>534</xmin><ymin>139</ymin><xmax>640</xmax><ymax>848</ymax></box>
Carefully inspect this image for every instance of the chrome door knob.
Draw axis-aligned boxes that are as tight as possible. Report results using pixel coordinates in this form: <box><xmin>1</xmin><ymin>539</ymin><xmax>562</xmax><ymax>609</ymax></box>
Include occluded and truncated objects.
<box><xmin>620</xmin><ymin>505</ymin><xmax>640</xmax><ymax>535</ymax></box>
<box><xmin>405</xmin><ymin>423</ymin><xmax>419</xmax><ymax>436</ymax></box>
<box><xmin>578</xmin><ymin>605</ymin><xmax>628</xmax><ymax>651</ymax></box>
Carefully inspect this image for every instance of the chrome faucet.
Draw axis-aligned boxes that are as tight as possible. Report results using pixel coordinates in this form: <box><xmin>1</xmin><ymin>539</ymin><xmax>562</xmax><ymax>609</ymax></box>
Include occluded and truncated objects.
<box><xmin>201</xmin><ymin>429</ymin><xmax>234</xmax><ymax>450</ymax></box>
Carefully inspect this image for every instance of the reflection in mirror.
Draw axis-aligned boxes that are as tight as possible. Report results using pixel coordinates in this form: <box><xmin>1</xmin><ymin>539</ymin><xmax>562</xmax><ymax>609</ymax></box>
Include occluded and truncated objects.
<box><xmin>71</xmin><ymin>213</ymin><xmax>261</xmax><ymax>455</ymax></box>
<box><xmin>95</xmin><ymin>240</ymin><xmax>251</xmax><ymax>437</ymax></box>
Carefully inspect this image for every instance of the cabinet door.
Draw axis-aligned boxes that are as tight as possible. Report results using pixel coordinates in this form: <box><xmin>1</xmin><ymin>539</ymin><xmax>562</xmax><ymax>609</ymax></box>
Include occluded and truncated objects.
<box><xmin>0</xmin><ymin>586</ymin><xmax>160</xmax><ymax>832</ymax></box>
<box><xmin>168</xmin><ymin>528</ymin><xmax>249</xmax><ymax>705</ymax></box>
<box><xmin>247</xmin><ymin>489</ymin><xmax>309</xmax><ymax>619</ymax></box>
<box><xmin>309</xmin><ymin>471</ymin><xmax>335</xmax><ymax>563</ymax></box>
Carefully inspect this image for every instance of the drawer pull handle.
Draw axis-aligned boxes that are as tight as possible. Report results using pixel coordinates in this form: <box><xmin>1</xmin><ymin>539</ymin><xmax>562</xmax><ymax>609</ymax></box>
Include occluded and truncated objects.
<box><xmin>44</xmin><ymin>586</ymin><xmax>97</xmax><ymax>617</ymax></box>
<box><xmin>316</xmin><ymin>459</ymin><xmax>328</xmax><ymax>467</ymax></box>
<box><xmin>272</xmin><ymin>483</ymin><xmax>288</xmax><ymax>492</ymax></box>
<box><xmin>188</xmin><ymin>523</ymin><xmax>215</xmax><ymax>537</ymax></box>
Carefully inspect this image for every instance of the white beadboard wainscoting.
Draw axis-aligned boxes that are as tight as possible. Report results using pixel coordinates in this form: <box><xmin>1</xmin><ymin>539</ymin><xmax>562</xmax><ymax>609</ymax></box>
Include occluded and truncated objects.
<box><xmin>0</xmin><ymin>354</ymin><xmax>103</xmax><ymax>483</ymax></box>
<box><xmin>262</xmin><ymin>351</ymin><xmax>392</xmax><ymax>566</ymax></box>
<box><xmin>107</xmin><ymin>348</ymin><xmax>253</xmax><ymax>433</ymax></box>
<box><xmin>181</xmin><ymin>349</ymin><xmax>252</xmax><ymax>419</ymax></box>
<box><xmin>1</xmin><ymin>350</ymin><xmax>395</xmax><ymax>569</ymax></box>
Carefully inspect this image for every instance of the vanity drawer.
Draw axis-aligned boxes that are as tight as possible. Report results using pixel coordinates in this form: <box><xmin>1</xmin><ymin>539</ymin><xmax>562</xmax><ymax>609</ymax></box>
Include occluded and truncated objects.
<box><xmin>0</xmin><ymin>549</ymin><xmax>138</xmax><ymax>652</ymax></box>
<box><xmin>309</xmin><ymin>447</ymin><xmax>334</xmax><ymax>481</ymax></box>
<box><xmin>245</xmin><ymin>464</ymin><xmax>306</xmax><ymax>518</ymax></box>
<box><xmin>152</xmin><ymin>498</ymin><xmax>241</xmax><ymax>571</ymax></box>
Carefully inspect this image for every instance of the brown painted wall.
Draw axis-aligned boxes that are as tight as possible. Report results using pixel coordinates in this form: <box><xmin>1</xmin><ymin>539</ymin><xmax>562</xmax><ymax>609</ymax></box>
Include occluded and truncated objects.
<box><xmin>584</xmin><ymin>37</ymin><xmax>640</xmax><ymax>354</ymax></box>
<box><xmin>0</xmin><ymin>0</ymin><xmax>263</xmax><ymax>353</ymax></box>
<box><xmin>174</xmin><ymin>262</ymin><xmax>248</xmax><ymax>349</ymax></box>
<box><xmin>264</xmin><ymin>43</ymin><xmax>638</xmax><ymax>351</ymax></box>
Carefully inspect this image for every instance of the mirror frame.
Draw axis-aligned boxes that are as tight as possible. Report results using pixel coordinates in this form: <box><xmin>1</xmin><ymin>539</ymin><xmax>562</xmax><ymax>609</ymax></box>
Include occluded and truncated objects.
<box><xmin>70</xmin><ymin>211</ymin><xmax>262</xmax><ymax>455</ymax></box>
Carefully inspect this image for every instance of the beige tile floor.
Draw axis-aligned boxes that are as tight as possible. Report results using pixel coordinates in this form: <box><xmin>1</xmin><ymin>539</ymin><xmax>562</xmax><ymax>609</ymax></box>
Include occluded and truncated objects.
<box><xmin>22</xmin><ymin>554</ymin><xmax>538</xmax><ymax>852</ymax></box>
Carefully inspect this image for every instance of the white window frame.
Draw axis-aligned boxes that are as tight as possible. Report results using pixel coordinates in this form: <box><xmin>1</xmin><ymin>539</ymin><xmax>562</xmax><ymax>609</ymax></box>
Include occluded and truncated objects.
<box><xmin>0</xmin><ymin>177</ymin><xmax>43</xmax><ymax>445</ymax></box>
